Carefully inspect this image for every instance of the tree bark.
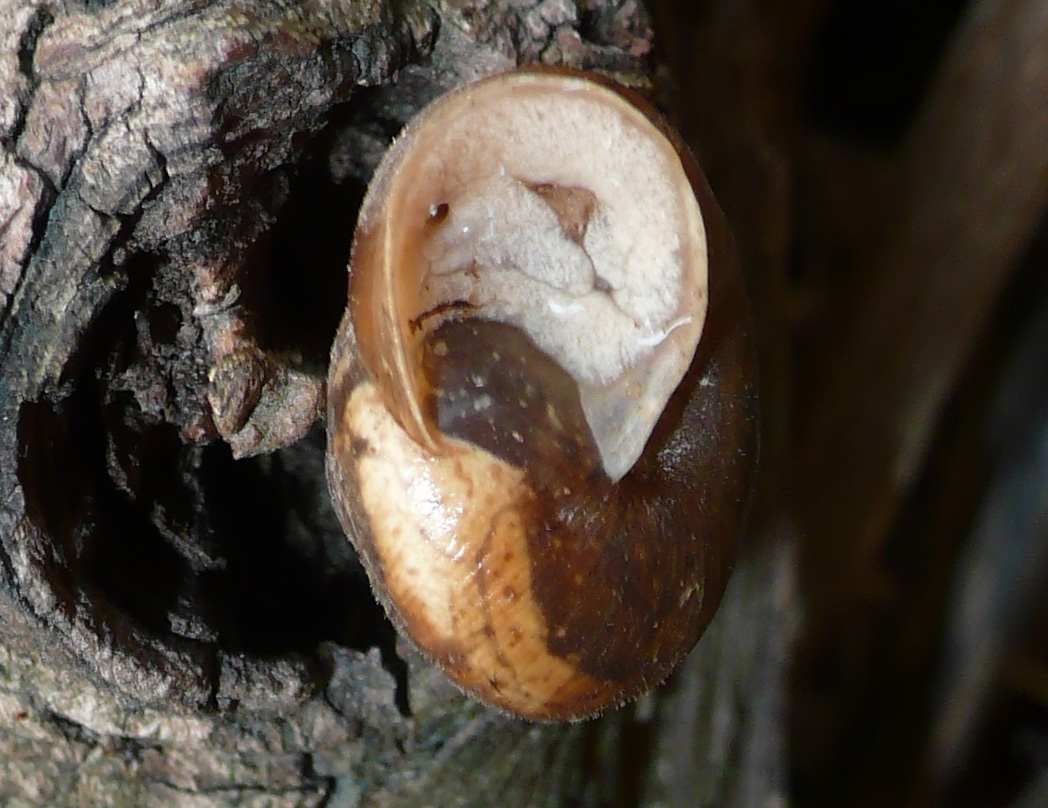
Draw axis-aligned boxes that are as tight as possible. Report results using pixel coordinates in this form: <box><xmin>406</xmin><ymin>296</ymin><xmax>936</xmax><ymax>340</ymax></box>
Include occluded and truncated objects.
<box><xmin>0</xmin><ymin>1</ymin><xmax>792</xmax><ymax>806</ymax></box>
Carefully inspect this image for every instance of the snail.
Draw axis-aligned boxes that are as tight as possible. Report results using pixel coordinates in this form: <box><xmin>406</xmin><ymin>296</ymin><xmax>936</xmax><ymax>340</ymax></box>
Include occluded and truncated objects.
<box><xmin>325</xmin><ymin>68</ymin><xmax>758</xmax><ymax>721</ymax></box>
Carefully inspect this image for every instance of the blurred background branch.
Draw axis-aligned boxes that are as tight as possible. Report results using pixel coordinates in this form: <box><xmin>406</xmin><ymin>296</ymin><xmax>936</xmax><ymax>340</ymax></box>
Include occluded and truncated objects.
<box><xmin>651</xmin><ymin>0</ymin><xmax>1048</xmax><ymax>805</ymax></box>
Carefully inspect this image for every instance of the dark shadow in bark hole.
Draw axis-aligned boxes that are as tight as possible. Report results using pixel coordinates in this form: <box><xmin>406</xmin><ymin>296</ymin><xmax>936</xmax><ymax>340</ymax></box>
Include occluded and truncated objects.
<box><xmin>17</xmin><ymin>300</ymin><xmax>390</xmax><ymax>649</ymax></box>
<box><xmin>14</xmin><ymin>141</ymin><xmax>408</xmax><ymax>706</ymax></box>
<box><xmin>17</xmin><ymin>392</ymin><xmax>190</xmax><ymax>636</ymax></box>
<box><xmin>251</xmin><ymin>127</ymin><xmax>367</xmax><ymax>373</ymax></box>
<box><xmin>16</xmin><ymin>253</ymin><xmax>194</xmax><ymax>639</ymax></box>
<box><xmin>196</xmin><ymin>428</ymin><xmax>393</xmax><ymax>656</ymax></box>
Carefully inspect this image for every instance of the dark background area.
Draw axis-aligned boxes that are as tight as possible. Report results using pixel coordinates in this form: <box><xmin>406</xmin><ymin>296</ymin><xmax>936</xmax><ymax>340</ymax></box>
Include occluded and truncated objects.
<box><xmin>648</xmin><ymin>1</ymin><xmax>1048</xmax><ymax>806</ymax></box>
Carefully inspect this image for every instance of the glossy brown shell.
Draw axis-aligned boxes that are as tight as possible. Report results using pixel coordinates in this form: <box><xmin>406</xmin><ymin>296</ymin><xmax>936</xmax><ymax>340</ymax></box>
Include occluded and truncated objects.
<box><xmin>326</xmin><ymin>68</ymin><xmax>758</xmax><ymax>720</ymax></box>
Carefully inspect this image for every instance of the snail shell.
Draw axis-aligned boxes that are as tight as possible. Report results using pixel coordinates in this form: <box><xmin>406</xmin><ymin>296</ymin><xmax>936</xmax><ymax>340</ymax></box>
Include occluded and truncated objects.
<box><xmin>326</xmin><ymin>69</ymin><xmax>758</xmax><ymax>720</ymax></box>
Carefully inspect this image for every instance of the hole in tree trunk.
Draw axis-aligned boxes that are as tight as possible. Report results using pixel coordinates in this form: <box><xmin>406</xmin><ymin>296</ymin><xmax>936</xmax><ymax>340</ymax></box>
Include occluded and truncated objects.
<box><xmin>12</xmin><ymin>131</ymin><xmax>406</xmax><ymax>709</ymax></box>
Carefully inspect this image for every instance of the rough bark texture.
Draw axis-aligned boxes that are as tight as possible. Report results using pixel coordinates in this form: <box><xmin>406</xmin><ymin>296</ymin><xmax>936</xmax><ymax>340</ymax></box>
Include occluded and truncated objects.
<box><xmin>8</xmin><ymin>0</ymin><xmax>1048</xmax><ymax>806</ymax></box>
<box><xmin>10</xmin><ymin>0</ymin><xmax>1048</xmax><ymax>805</ymax></box>
<box><xmin>0</xmin><ymin>1</ymin><xmax>794</xmax><ymax>806</ymax></box>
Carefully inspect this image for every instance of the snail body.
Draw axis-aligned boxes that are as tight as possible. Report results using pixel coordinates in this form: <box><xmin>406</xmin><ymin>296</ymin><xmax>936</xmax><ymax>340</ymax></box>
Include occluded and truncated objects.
<box><xmin>326</xmin><ymin>69</ymin><xmax>758</xmax><ymax>720</ymax></box>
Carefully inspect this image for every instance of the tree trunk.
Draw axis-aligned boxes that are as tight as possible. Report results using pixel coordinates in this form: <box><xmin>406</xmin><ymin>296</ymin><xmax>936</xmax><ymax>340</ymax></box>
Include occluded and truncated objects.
<box><xmin>0</xmin><ymin>1</ymin><xmax>792</xmax><ymax>805</ymax></box>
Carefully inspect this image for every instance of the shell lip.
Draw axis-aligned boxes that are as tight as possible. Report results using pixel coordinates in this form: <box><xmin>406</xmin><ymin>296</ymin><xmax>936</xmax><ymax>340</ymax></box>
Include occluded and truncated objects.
<box><xmin>347</xmin><ymin>67</ymin><xmax>710</xmax><ymax>483</ymax></box>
